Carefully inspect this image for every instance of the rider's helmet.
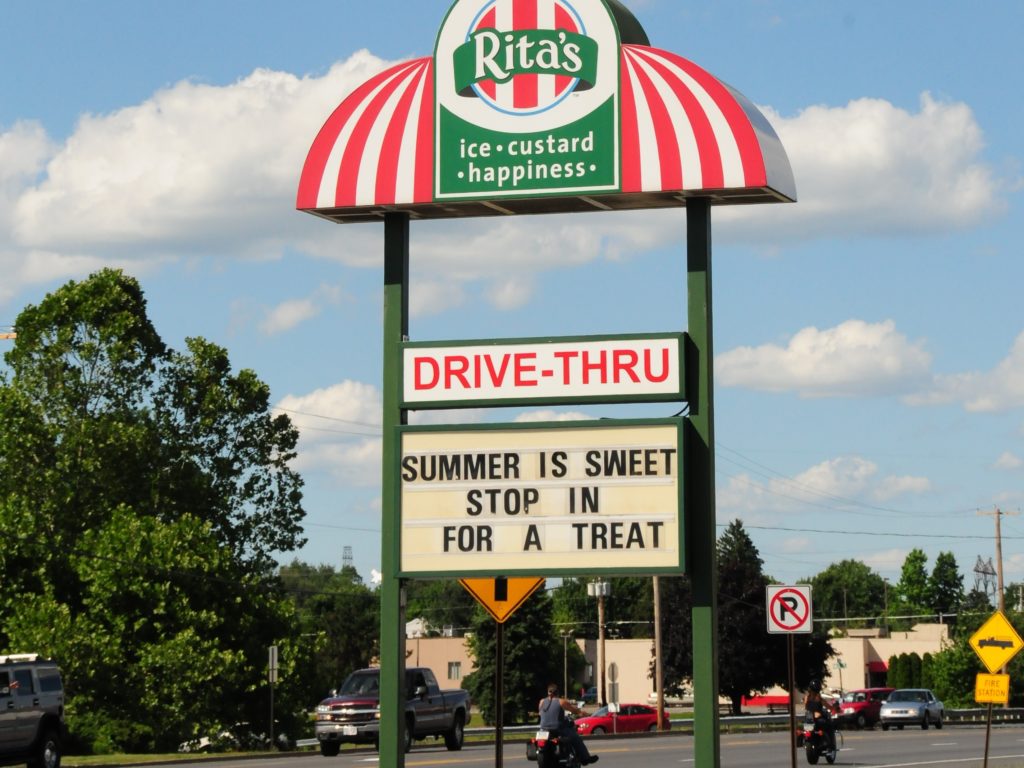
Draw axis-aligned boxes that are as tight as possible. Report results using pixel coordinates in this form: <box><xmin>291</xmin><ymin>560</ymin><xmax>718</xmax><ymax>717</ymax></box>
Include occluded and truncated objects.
<box><xmin>808</xmin><ymin>679</ymin><xmax>821</xmax><ymax>693</ymax></box>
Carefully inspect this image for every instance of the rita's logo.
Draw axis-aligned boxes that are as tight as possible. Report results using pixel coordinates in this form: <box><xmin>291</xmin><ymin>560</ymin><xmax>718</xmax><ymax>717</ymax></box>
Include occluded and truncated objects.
<box><xmin>452</xmin><ymin>0</ymin><xmax>598</xmax><ymax>116</ymax></box>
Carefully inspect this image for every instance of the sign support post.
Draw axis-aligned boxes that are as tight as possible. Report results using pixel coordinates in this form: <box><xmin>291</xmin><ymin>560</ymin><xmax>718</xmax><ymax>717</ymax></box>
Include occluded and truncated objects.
<box><xmin>687</xmin><ymin>199</ymin><xmax>720</xmax><ymax>767</ymax></box>
<box><xmin>380</xmin><ymin>212</ymin><xmax>410</xmax><ymax>768</ymax></box>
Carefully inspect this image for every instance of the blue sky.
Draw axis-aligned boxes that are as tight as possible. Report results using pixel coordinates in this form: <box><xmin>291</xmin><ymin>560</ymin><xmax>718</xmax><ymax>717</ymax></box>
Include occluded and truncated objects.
<box><xmin>2</xmin><ymin>0</ymin><xmax>1023</xmax><ymax>599</ymax></box>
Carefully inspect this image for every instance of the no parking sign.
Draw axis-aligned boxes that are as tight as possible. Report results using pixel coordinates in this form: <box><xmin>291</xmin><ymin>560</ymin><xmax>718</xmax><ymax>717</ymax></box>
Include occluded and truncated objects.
<box><xmin>766</xmin><ymin>585</ymin><xmax>813</xmax><ymax>634</ymax></box>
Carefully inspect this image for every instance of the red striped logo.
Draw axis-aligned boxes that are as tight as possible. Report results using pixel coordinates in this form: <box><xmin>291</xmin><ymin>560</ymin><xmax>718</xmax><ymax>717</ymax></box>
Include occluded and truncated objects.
<box><xmin>464</xmin><ymin>0</ymin><xmax>587</xmax><ymax>115</ymax></box>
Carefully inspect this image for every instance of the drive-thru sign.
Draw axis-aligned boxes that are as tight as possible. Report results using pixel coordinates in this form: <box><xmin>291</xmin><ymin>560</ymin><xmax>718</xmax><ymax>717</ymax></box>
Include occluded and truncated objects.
<box><xmin>766</xmin><ymin>585</ymin><xmax>813</xmax><ymax>634</ymax></box>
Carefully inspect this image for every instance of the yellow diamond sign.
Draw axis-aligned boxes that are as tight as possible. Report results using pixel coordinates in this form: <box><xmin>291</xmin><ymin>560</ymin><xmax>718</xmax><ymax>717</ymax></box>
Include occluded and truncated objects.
<box><xmin>969</xmin><ymin>610</ymin><xmax>1024</xmax><ymax>673</ymax></box>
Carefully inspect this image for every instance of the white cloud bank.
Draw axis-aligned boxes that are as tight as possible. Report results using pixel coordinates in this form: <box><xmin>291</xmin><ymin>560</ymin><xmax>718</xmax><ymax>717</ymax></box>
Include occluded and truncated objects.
<box><xmin>908</xmin><ymin>330</ymin><xmax>1024</xmax><ymax>412</ymax></box>
<box><xmin>0</xmin><ymin>53</ymin><xmax>1006</xmax><ymax>312</ymax></box>
<box><xmin>717</xmin><ymin>319</ymin><xmax>932</xmax><ymax>398</ymax></box>
<box><xmin>718</xmin><ymin>454</ymin><xmax>931</xmax><ymax>521</ymax></box>
<box><xmin>718</xmin><ymin>319</ymin><xmax>1024</xmax><ymax>414</ymax></box>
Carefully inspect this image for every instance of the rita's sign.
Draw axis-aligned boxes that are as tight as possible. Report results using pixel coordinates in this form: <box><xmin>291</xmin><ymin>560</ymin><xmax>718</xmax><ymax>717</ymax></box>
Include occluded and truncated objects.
<box><xmin>297</xmin><ymin>0</ymin><xmax>795</xmax><ymax>222</ymax></box>
<box><xmin>435</xmin><ymin>0</ymin><xmax>620</xmax><ymax>199</ymax></box>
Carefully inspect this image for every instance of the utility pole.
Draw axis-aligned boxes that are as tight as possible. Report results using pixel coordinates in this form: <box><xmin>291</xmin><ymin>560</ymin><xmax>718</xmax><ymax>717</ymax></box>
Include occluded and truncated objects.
<box><xmin>653</xmin><ymin>576</ymin><xmax>665</xmax><ymax>730</ymax></box>
<box><xmin>978</xmin><ymin>507</ymin><xmax>1019</xmax><ymax>612</ymax></box>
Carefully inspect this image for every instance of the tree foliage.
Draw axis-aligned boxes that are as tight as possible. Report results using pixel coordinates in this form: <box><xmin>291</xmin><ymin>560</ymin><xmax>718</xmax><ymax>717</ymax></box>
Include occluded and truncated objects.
<box><xmin>405</xmin><ymin>580</ymin><xmax>480</xmax><ymax>635</ymax></box>
<box><xmin>928</xmin><ymin>552</ymin><xmax>963</xmax><ymax>619</ymax></box>
<box><xmin>0</xmin><ymin>270</ymin><xmax>307</xmax><ymax>752</ymax></box>
<box><xmin>808</xmin><ymin>560</ymin><xmax>887</xmax><ymax>629</ymax></box>
<box><xmin>550</xmin><ymin>576</ymin><xmax>654</xmax><ymax>639</ymax></box>
<box><xmin>891</xmin><ymin>549</ymin><xmax>930</xmax><ymax>624</ymax></box>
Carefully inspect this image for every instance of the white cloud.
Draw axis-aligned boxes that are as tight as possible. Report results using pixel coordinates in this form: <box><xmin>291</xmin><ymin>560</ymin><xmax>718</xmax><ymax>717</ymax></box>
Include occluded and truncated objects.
<box><xmin>717</xmin><ymin>319</ymin><xmax>932</xmax><ymax>397</ymax></box>
<box><xmin>259</xmin><ymin>284</ymin><xmax>342</xmax><ymax>335</ymax></box>
<box><xmin>994</xmin><ymin>452</ymin><xmax>1024</xmax><ymax>471</ymax></box>
<box><xmin>0</xmin><ymin>57</ymin><xmax>1005</xmax><ymax>311</ymax></box>
<box><xmin>276</xmin><ymin>380</ymin><xmax>383</xmax><ymax>485</ymax></box>
<box><xmin>872</xmin><ymin>475</ymin><xmax>932</xmax><ymax>501</ymax></box>
<box><xmin>860</xmin><ymin>548</ymin><xmax>908</xmax><ymax>576</ymax></box>
<box><xmin>910</xmin><ymin>330</ymin><xmax>1024</xmax><ymax>412</ymax></box>
<box><xmin>718</xmin><ymin>455</ymin><xmax>931</xmax><ymax>520</ymax></box>
<box><xmin>719</xmin><ymin>93</ymin><xmax>1004</xmax><ymax>241</ymax></box>
<box><xmin>278</xmin><ymin>379</ymin><xmax>382</xmax><ymax>435</ymax></box>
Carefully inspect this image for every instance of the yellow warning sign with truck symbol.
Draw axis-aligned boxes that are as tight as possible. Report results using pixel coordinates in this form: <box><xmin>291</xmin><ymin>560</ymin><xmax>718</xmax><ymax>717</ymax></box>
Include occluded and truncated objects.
<box><xmin>969</xmin><ymin>610</ymin><xmax>1024</xmax><ymax>673</ymax></box>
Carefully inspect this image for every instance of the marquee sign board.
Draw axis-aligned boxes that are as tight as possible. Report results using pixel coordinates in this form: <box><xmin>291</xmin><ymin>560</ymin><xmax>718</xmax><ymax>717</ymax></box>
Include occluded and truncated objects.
<box><xmin>397</xmin><ymin>418</ymin><xmax>683</xmax><ymax>577</ymax></box>
<box><xmin>402</xmin><ymin>332</ymin><xmax>685</xmax><ymax>408</ymax></box>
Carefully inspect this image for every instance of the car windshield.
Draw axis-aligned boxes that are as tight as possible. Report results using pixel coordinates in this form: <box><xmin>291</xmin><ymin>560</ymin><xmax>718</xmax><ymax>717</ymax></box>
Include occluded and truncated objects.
<box><xmin>890</xmin><ymin>690</ymin><xmax>925</xmax><ymax>702</ymax></box>
<box><xmin>338</xmin><ymin>672</ymin><xmax>379</xmax><ymax>695</ymax></box>
<box><xmin>841</xmin><ymin>692</ymin><xmax>866</xmax><ymax>703</ymax></box>
<box><xmin>590</xmin><ymin>706</ymin><xmax>609</xmax><ymax>717</ymax></box>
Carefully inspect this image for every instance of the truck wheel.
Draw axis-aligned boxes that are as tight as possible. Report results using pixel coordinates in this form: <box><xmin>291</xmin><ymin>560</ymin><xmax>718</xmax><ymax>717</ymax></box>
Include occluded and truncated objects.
<box><xmin>29</xmin><ymin>729</ymin><xmax>61</xmax><ymax>768</ymax></box>
<box><xmin>403</xmin><ymin>717</ymin><xmax>414</xmax><ymax>753</ymax></box>
<box><xmin>444</xmin><ymin>713</ymin><xmax>465</xmax><ymax>751</ymax></box>
<box><xmin>319</xmin><ymin>741</ymin><xmax>340</xmax><ymax>757</ymax></box>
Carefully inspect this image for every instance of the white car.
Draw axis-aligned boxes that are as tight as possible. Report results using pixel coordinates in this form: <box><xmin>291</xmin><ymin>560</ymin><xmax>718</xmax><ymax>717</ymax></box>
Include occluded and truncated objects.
<box><xmin>879</xmin><ymin>688</ymin><xmax>944</xmax><ymax>730</ymax></box>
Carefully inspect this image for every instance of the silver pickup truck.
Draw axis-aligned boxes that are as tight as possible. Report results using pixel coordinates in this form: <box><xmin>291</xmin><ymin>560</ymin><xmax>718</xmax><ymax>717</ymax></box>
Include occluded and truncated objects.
<box><xmin>315</xmin><ymin>667</ymin><xmax>470</xmax><ymax>755</ymax></box>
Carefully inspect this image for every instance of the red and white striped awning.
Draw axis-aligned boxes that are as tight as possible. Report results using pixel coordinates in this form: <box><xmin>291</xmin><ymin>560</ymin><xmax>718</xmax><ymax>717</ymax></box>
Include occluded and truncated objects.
<box><xmin>297</xmin><ymin>48</ymin><xmax>794</xmax><ymax>223</ymax></box>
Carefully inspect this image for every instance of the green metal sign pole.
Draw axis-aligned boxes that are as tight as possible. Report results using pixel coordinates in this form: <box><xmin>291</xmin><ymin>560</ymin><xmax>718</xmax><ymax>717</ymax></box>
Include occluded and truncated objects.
<box><xmin>686</xmin><ymin>199</ymin><xmax>721</xmax><ymax>768</ymax></box>
<box><xmin>380</xmin><ymin>212</ymin><xmax>410</xmax><ymax>768</ymax></box>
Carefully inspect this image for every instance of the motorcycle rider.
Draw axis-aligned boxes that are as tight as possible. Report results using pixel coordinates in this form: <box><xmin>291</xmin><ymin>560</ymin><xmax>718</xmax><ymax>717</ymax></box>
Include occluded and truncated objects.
<box><xmin>803</xmin><ymin>679</ymin><xmax>836</xmax><ymax>751</ymax></box>
<box><xmin>538</xmin><ymin>683</ymin><xmax>599</xmax><ymax>765</ymax></box>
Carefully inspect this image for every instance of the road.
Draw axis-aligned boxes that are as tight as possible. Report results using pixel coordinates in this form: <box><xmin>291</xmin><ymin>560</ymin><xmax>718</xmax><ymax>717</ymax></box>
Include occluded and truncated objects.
<box><xmin>141</xmin><ymin>725</ymin><xmax>1024</xmax><ymax>768</ymax></box>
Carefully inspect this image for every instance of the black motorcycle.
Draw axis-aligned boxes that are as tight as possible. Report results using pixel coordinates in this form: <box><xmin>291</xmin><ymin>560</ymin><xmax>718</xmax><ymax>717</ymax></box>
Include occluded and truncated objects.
<box><xmin>526</xmin><ymin>715</ymin><xmax>581</xmax><ymax>768</ymax></box>
<box><xmin>802</xmin><ymin>712</ymin><xmax>838</xmax><ymax>765</ymax></box>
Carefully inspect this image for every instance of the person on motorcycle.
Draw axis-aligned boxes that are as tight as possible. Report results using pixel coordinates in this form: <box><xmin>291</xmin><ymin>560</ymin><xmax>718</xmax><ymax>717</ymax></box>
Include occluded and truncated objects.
<box><xmin>538</xmin><ymin>683</ymin><xmax>599</xmax><ymax>765</ymax></box>
<box><xmin>803</xmin><ymin>679</ymin><xmax>836</xmax><ymax>750</ymax></box>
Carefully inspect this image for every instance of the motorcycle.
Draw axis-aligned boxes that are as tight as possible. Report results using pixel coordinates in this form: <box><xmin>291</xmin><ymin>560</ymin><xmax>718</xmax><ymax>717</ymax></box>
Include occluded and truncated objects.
<box><xmin>802</xmin><ymin>712</ymin><xmax>838</xmax><ymax>765</ymax></box>
<box><xmin>526</xmin><ymin>715</ymin><xmax>581</xmax><ymax>768</ymax></box>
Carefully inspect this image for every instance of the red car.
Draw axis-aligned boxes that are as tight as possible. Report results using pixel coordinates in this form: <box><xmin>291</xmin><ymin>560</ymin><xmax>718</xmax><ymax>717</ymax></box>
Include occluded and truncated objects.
<box><xmin>575</xmin><ymin>703</ymin><xmax>670</xmax><ymax>735</ymax></box>
<box><xmin>837</xmin><ymin>687</ymin><xmax>894</xmax><ymax>729</ymax></box>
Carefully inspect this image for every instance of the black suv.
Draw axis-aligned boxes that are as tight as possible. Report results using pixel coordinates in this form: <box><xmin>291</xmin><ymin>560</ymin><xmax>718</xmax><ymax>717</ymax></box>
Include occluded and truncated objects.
<box><xmin>0</xmin><ymin>655</ymin><xmax>65</xmax><ymax>768</ymax></box>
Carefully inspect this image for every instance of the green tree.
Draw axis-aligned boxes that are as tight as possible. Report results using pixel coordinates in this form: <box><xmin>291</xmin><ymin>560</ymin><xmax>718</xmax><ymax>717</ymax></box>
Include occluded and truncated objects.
<box><xmin>928</xmin><ymin>552</ymin><xmax>963</xmax><ymax>621</ymax></box>
<box><xmin>808</xmin><ymin>560</ymin><xmax>888</xmax><ymax>630</ymax></box>
<box><xmin>886</xmin><ymin>655</ymin><xmax>901</xmax><ymax>688</ymax></box>
<box><xmin>960</xmin><ymin>588</ymin><xmax>993</xmax><ymax>624</ymax></box>
<box><xmin>928</xmin><ymin>641</ymin><xmax>983</xmax><ymax>707</ymax></box>
<box><xmin>921</xmin><ymin>652</ymin><xmax>934</xmax><ymax>689</ymax></box>
<box><xmin>0</xmin><ymin>270</ymin><xmax>306</xmax><ymax>752</ymax></box>
<box><xmin>891</xmin><ymin>549</ymin><xmax>930</xmax><ymax>626</ymax></box>
<box><xmin>405</xmin><ymin>580</ymin><xmax>479</xmax><ymax>634</ymax></box>
<box><xmin>462</xmin><ymin>589</ymin><xmax>560</xmax><ymax>725</ymax></box>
